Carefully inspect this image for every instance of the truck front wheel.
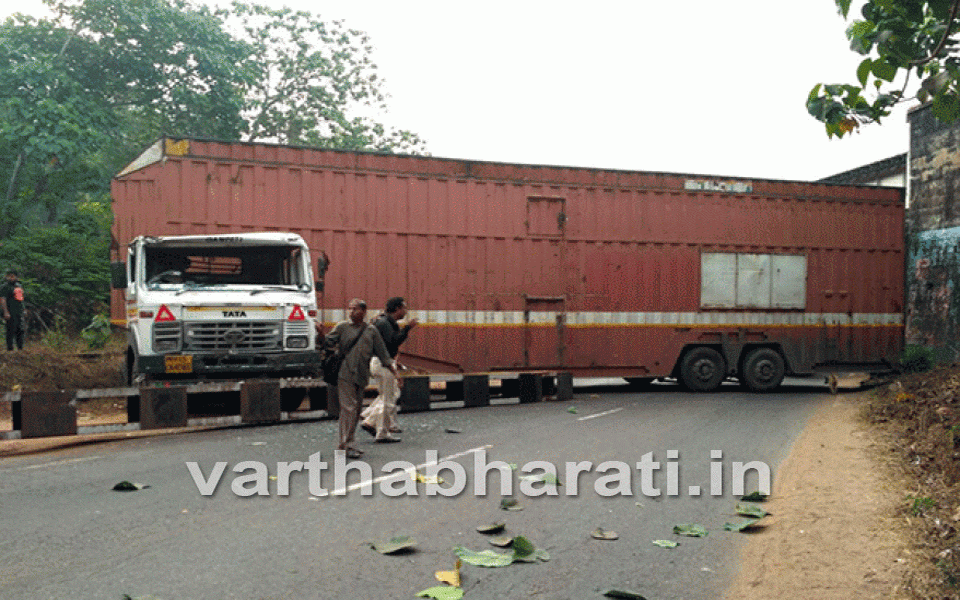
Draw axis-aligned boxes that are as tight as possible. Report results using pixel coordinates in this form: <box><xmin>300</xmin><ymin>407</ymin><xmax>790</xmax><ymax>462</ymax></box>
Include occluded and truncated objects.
<box><xmin>125</xmin><ymin>350</ymin><xmax>140</xmax><ymax>387</ymax></box>
<box><xmin>679</xmin><ymin>347</ymin><xmax>726</xmax><ymax>392</ymax></box>
<box><xmin>740</xmin><ymin>347</ymin><xmax>785</xmax><ymax>392</ymax></box>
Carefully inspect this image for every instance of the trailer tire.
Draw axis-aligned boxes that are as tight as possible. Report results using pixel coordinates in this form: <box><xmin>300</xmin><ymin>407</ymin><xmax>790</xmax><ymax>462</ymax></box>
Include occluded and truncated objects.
<box><xmin>679</xmin><ymin>347</ymin><xmax>726</xmax><ymax>392</ymax></box>
<box><xmin>740</xmin><ymin>347</ymin><xmax>786</xmax><ymax>392</ymax></box>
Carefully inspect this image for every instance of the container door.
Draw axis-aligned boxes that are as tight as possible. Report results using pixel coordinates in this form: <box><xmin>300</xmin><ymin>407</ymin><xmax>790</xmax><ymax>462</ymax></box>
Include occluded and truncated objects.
<box><xmin>523</xmin><ymin>196</ymin><xmax>566</xmax><ymax>368</ymax></box>
<box><xmin>524</xmin><ymin>296</ymin><xmax>565</xmax><ymax>368</ymax></box>
<box><xmin>821</xmin><ymin>290</ymin><xmax>851</xmax><ymax>362</ymax></box>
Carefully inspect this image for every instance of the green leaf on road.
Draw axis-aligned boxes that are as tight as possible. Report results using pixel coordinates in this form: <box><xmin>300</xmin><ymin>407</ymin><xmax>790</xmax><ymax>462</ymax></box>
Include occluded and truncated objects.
<box><xmin>673</xmin><ymin>523</ymin><xmax>708</xmax><ymax>537</ymax></box>
<box><xmin>735</xmin><ymin>503</ymin><xmax>770</xmax><ymax>519</ymax></box>
<box><xmin>520</xmin><ymin>472</ymin><xmax>562</xmax><ymax>486</ymax></box>
<box><xmin>740</xmin><ymin>491</ymin><xmax>768</xmax><ymax>502</ymax></box>
<box><xmin>567</xmin><ymin>406</ymin><xmax>578</xmax><ymax>414</ymax></box>
<box><xmin>477</xmin><ymin>521</ymin><xmax>506</xmax><ymax>534</ymax></box>
<box><xmin>724</xmin><ymin>518</ymin><xmax>762</xmax><ymax>532</ymax></box>
<box><xmin>372</xmin><ymin>535</ymin><xmax>416</xmax><ymax>554</ymax></box>
<box><xmin>500</xmin><ymin>498</ymin><xmax>523</xmax><ymax>511</ymax></box>
<box><xmin>417</xmin><ymin>586</ymin><xmax>464</xmax><ymax>600</ymax></box>
<box><xmin>453</xmin><ymin>546</ymin><xmax>515</xmax><ymax>568</ymax></box>
<box><xmin>652</xmin><ymin>539</ymin><xmax>679</xmax><ymax>548</ymax></box>
<box><xmin>511</xmin><ymin>535</ymin><xmax>535</xmax><ymax>558</ymax></box>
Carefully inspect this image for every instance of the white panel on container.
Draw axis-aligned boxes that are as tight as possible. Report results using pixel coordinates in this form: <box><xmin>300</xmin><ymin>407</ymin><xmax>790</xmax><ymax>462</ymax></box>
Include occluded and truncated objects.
<box><xmin>772</xmin><ymin>254</ymin><xmax>807</xmax><ymax>309</ymax></box>
<box><xmin>701</xmin><ymin>253</ymin><xmax>736</xmax><ymax>308</ymax></box>
<box><xmin>736</xmin><ymin>254</ymin><xmax>771</xmax><ymax>308</ymax></box>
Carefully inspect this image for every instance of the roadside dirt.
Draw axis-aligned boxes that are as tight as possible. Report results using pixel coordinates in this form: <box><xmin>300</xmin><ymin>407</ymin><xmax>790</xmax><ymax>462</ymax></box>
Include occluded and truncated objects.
<box><xmin>725</xmin><ymin>392</ymin><xmax>911</xmax><ymax>600</ymax></box>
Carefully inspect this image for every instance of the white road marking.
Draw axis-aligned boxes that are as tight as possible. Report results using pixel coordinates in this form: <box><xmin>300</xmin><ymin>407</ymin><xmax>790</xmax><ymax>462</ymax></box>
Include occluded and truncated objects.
<box><xmin>315</xmin><ymin>444</ymin><xmax>493</xmax><ymax>497</ymax></box>
<box><xmin>577</xmin><ymin>407</ymin><xmax>624</xmax><ymax>421</ymax></box>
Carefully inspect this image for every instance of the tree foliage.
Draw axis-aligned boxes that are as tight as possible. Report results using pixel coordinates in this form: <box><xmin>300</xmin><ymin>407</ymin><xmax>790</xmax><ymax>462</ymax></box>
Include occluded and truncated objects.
<box><xmin>219</xmin><ymin>2</ymin><xmax>426</xmax><ymax>152</ymax></box>
<box><xmin>809</xmin><ymin>0</ymin><xmax>960</xmax><ymax>136</ymax></box>
<box><xmin>0</xmin><ymin>0</ymin><xmax>425</xmax><ymax>330</ymax></box>
<box><xmin>0</xmin><ymin>200</ymin><xmax>112</xmax><ymax>331</ymax></box>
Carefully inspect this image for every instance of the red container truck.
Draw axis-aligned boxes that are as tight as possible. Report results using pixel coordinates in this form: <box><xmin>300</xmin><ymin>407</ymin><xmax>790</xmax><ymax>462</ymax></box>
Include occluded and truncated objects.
<box><xmin>111</xmin><ymin>137</ymin><xmax>905</xmax><ymax>391</ymax></box>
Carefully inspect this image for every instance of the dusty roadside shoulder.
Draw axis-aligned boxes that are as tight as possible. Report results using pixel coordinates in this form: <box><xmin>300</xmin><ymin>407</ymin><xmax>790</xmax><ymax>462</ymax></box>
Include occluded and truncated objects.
<box><xmin>725</xmin><ymin>392</ymin><xmax>910</xmax><ymax>600</ymax></box>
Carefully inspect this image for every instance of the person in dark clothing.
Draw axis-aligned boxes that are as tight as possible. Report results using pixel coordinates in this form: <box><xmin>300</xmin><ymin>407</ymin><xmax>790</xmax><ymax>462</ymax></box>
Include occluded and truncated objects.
<box><xmin>361</xmin><ymin>296</ymin><xmax>418</xmax><ymax>442</ymax></box>
<box><xmin>0</xmin><ymin>270</ymin><xmax>25</xmax><ymax>351</ymax></box>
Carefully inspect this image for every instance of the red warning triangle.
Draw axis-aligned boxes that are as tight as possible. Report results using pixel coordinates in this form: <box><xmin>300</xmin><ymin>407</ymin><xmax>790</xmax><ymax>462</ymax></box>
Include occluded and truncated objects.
<box><xmin>155</xmin><ymin>304</ymin><xmax>176</xmax><ymax>322</ymax></box>
<box><xmin>288</xmin><ymin>305</ymin><xmax>305</xmax><ymax>321</ymax></box>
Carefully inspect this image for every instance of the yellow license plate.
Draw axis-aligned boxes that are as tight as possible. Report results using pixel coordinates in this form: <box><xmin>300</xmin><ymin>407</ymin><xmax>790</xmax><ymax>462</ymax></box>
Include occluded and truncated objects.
<box><xmin>164</xmin><ymin>355</ymin><xmax>193</xmax><ymax>374</ymax></box>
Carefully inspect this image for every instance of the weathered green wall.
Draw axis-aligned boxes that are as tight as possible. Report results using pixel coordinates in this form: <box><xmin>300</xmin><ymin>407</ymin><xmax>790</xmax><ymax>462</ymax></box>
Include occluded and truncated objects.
<box><xmin>907</xmin><ymin>104</ymin><xmax>960</xmax><ymax>361</ymax></box>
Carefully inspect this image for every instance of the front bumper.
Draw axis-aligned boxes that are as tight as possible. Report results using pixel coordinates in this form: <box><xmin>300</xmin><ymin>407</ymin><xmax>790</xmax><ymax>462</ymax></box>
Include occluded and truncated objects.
<box><xmin>139</xmin><ymin>351</ymin><xmax>321</xmax><ymax>377</ymax></box>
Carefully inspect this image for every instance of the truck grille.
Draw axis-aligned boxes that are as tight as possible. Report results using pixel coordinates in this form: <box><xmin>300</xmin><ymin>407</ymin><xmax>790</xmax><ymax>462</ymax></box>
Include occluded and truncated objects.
<box><xmin>153</xmin><ymin>322</ymin><xmax>183</xmax><ymax>352</ymax></box>
<box><xmin>184</xmin><ymin>321</ymin><xmax>282</xmax><ymax>352</ymax></box>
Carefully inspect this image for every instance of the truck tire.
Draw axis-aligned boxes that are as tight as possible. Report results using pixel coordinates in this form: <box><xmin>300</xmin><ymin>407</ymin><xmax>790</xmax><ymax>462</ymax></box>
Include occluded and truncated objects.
<box><xmin>679</xmin><ymin>347</ymin><xmax>726</xmax><ymax>392</ymax></box>
<box><xmin>125</xmin><ymin>350</ymin><xmax>139</xmax><ymax>387</ymax></box>
<box><xmin>740</xmin><ymin>347</ymin><xmax>785</xmax><ymax>392</ymax></box>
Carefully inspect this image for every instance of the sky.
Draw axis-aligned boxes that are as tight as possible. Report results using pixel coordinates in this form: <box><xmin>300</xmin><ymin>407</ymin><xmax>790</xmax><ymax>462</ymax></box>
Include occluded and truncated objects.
<box><xmin>3</xmin><ymin>1</ymin><xmax>912</xmax><ymax>182</ymax></box>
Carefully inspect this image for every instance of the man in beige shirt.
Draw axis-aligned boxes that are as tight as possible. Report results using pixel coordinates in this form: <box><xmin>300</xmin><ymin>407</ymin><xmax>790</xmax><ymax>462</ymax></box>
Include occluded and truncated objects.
<box><xmin>324</xmin><ymin>298</ymin><xmax>397</xmax><ymax>458</ymax></box>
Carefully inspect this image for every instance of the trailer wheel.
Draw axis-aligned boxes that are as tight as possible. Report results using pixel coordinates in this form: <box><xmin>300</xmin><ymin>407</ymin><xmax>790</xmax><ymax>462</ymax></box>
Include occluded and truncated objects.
<box><xmin>679</xmin><ymin>347</ymin><xmax>727</xmax><ymax>392</ymax></box>
<box><xmin>740</xmin><ymin>347</ymin><xmax>786</xmax><ymax>392</ymax></box>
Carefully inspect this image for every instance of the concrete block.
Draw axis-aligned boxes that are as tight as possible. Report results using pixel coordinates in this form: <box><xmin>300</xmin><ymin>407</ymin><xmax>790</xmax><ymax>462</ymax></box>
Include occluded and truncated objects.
<box><xmin>17</xmin><ymin>391</ymin><xmax>77</xmax><ymax>438</ymax></box>
<box><xmin>241</xmin><ymin>380</ymin><xmax>281</xmax><ymax>424</ymax></box>
<box><xmin>463</xmin><ymin>374</ymin><xmax>490</xmax><ymax>408</ymax></box>
<box><xmin>398</xmin><ymin>376</ymin><xmax>430</xmax><ymax>413</ymax></box>
<box><xmin>139</xmin><ymin>387</ymin><xmax>188</xmax><ymax>430</ymax></box>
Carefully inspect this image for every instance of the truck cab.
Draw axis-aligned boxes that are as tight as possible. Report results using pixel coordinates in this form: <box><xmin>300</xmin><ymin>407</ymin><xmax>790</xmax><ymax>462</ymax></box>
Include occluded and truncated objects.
<box><xmin>111</xmin><ymin>232</ymin><xmax>321</xmax><ymax>385</ymax></box>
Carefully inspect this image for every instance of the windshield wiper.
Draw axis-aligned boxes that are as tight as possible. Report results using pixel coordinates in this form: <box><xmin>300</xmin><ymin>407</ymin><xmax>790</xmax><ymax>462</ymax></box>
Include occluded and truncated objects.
<box><xmin>249</xmin><ymin>285</ymin><xmax>304</xmax><ymax>296</ymax></box>
<box><xmin>174</xmin><ymin>282</ymin><xmax>213</xmax><ymax>296</ymax></box>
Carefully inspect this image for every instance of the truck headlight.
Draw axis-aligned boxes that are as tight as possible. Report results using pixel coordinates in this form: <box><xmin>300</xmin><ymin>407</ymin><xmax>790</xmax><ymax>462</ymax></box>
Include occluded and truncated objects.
<box><xmin>286</xmin><ymin>336</ymin><xmax>308</xmax><ymax>349</ymax></box>
<box><xmin>156</xmin><ymin>340</ymin><xmax>180</xmax><ymax>352</ymax></box>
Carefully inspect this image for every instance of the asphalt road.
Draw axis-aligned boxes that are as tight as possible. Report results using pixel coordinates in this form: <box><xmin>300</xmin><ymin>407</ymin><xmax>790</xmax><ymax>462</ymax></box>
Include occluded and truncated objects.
<box><xmin>0</xmin><ymin>378</ymin><xmax>830</xmax><ymax>600</ymax></box>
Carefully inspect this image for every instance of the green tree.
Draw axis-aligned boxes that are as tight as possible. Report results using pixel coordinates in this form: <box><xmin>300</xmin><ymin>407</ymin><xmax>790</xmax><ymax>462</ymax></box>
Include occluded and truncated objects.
<box><xmin>809</xmin><ymin>0</ymin><xmax>960</xmax><ymax>137</ymax></box>
<box><xmin>0</xmin><ymin>200</ymin><xmax>112</xmax><ymax>331</ymax></box>
<box><xmin>219</xmin><ymin>1</ymin><xmax>426</xmax><ymax>152</ymax></box>
<box><xmin>0</xmin><ymin>0</ymin><xmax>253</xmax><ymax>235</ymax></box>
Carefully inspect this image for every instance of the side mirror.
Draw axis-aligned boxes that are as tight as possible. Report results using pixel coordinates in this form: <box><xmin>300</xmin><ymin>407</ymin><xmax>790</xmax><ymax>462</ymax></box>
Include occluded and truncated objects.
<box><xmin>315</xmin><ymin>252</ymin><xmax>329</xmax><ymax>293</ymax></box>
<box><xmin>317</xmin><ymin>253</ymin><xmax>329</xmax><ymax>277</ymax></box>
<box><xmin>110</xmin><ymin>261</ymin><xmax>128</xmax><ymax>289</ymax></box>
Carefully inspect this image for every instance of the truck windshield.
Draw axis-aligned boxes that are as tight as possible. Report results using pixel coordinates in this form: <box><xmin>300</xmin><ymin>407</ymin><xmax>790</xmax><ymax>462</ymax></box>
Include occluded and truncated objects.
<box><xmin>144</xmin><ymin>245</ymin><xmax>308</xmax><ymax>290</ymax></box>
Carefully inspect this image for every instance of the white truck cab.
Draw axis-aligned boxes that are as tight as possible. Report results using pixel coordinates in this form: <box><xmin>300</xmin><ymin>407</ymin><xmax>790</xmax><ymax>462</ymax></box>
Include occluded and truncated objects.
<box><xmin>111</xmin><ymin>232</ymin><xmax>323</xmax><ymax>387</ymax></box>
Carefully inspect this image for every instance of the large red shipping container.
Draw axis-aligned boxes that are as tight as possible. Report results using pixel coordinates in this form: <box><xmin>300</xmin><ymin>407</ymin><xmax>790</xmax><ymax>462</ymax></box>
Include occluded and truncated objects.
<box><xmin>112</xmin><ymin>137</ymin><xmax>905</xmax><ymax>390</ymax></box>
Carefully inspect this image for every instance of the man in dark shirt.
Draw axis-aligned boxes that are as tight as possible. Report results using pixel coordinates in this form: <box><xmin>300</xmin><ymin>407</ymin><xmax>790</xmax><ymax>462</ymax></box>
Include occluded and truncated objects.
<box><xmin>0</xmin><ymin>269</ymin><xmax>25</xmax><ymax>351</ymax></box>
<box><xmin>361</xmin><ymin>296</ymin><xmax>418</xmax><ymax>442</ymax></box>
